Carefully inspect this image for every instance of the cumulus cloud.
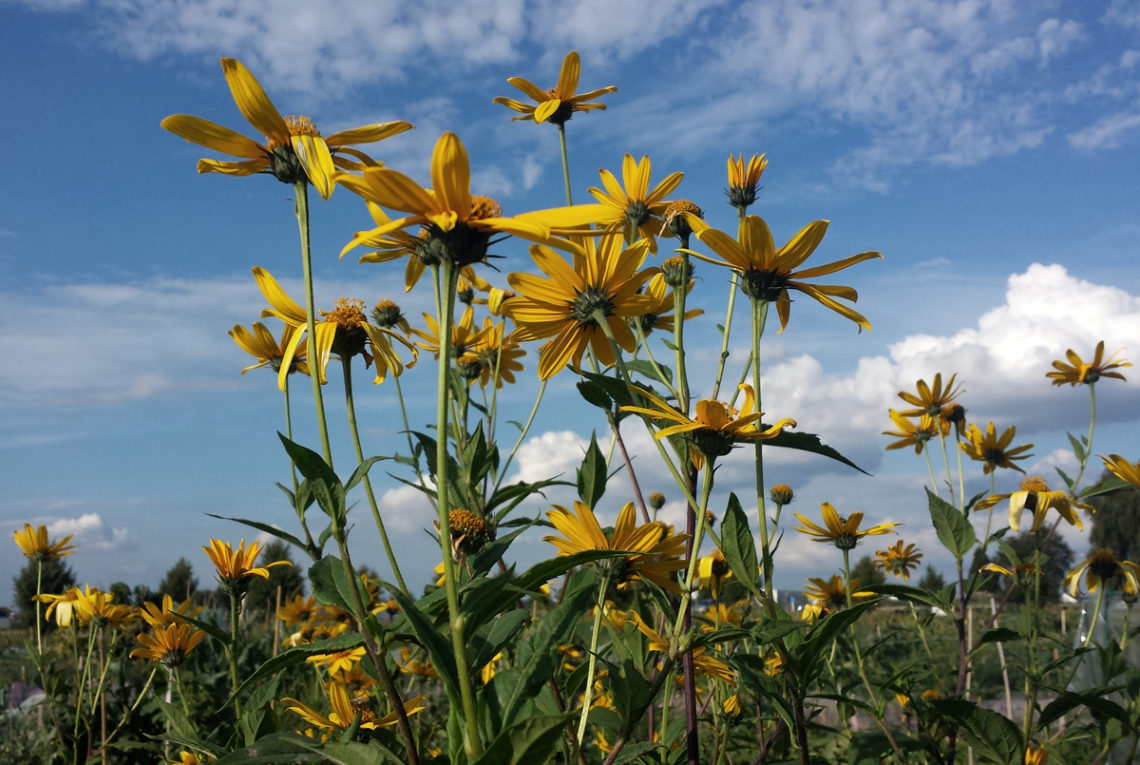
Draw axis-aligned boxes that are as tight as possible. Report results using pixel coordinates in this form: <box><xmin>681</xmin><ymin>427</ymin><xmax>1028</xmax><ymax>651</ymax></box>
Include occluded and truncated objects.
<box><xmin>48</xmin><ymin>513</ymin><xmax>129</xmax><ymax>551</ymax></box>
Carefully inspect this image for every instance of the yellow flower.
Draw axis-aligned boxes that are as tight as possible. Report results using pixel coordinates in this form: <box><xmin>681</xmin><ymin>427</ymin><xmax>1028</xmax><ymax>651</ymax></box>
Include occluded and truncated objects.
<box><xmin>621</xmin><ymin>384</ymin><xmax>796</xmax><ymax>466</ymax></box>
<box><xmin>975</xmin><ymin>476</ymin><xmax>1092</xmax><ymax>532</ymax></box>
<box><xmin>493</xmin><ymin>50</ymin><xmax>617</xmax><ymax>125</ymax></box>
<box><xmin>74</xmin><ymin>586</ymin><xmax>135</xmax><ymax>629</ymax></box>
<box><xmin>960</xmin><ymin>423</ymin><xmax>1033</xmax><ymax>474</ymax></box>
<box><xmin>723</xmin><ymin>693</ymin><xmax>743</xmax><ymax>717</ymax></box>
<box><xmin>338</xmin><ymin>132</ymin><xmax>595</xmax><ymax>267</ymax></box>
<box><xmin>504</xmin><ymin>236</ymin><xmax>657</xmax><ymax>380</ymax></box>
<box><xmin>13</xmin><ymin>524</ymin><xmax>76</xmax><ymax>560</ymax></box>
<box><xmin>140</xmin><ymin>595</ymin><xmax>203</xmax><ymax>629</ymax></box>
<box><xmin>203</xmin><ymin>538</ymin><xmax>291</xmax><ymax>591</ymax></box>
<box><xmin>1064</xmin><ymin>549</ymin><xmax>1140</xmax><ymax>597</ymax></box>
<box><xmin>131</xmin><ymin>622</ymin><xmax>206</xmax><ymax>666</ymax></box>
<box><xmin>630</xmin><ymin>273</ymin><xmax>703</xmax><ymax>336</ymax></box>
<box><xmin>35</xmin><ymin>586</ymin><xmax>83</xmax><ymax>627</ymax></box>
<box><xmin>632</xmin><ymin>613</ymin><xmax>735</xmax><ymax>684</ymax></box>
<box><xmin>162</xmin><ymin>58</ymin><xmax>412</xmax><ymax>200</ymax></box>
<box><xmin>897</xmin><ymin>373</ymin><xmax>962</xmax><ymax>418</ymax></box>
<box><xmin>228</xmin><ymin>321</ymin><xmax>308</xmax><ymax>377</ymax></box>
<box><xmin>586</xmin><ymin>155</ymin><xmax>684</xmax><ymax>249</ymax></box>
<box><xmin>882</xmin><ymin>409</ymin><xmax>939</xmax><ymax>455</ymax></box>
<box><xmin>471</xmin><ymin>319</ymin><xmax>526</xmax><ymax>389</ymax></box>
<box><xmin>542</xmin><ymin>501</ymin><xmax>688</xmax><ymax>593</ymax></box>
<box><xmin>277</xmin><ymin>594</ymin><xmax>320</xmax><ymax>626</ymax></box>
<box><xmin>1025</xmin><ymin>744</ymin><xmax>1049</xmax><ymax>765</ymax></box>
<box><xmin>793</xmin><ymin>503</ymin><xmax>899</xmax><ymax>550</ymax></box>
<box><xmin>874</xmin><ymin>541</ymin><xmax>923</xmax><ymax>580</ymax></box>
<box><xmin>1047</xmin><ymin>341</ymin><xmax>1130</xmax><ymax>386</ymax></box>
<box><xmin>684</xmin><ymin>215</ymin><xmax>881</xmax><ymax>332</ymax></box>
<box><xmin>307</xmin><ymin>647</ymin><xmax>366</xmax><ymax>676</ymax></box>
<box><xmin>167</xmin><ymin>752</ymin><xmax>214</xmax><ymax>765</ymax></box>
<box><xmin>282</xmin><ymin>683</ymin><xmax>425</xmax><ymax>731</ymax></box>
<box><xmin>396</xmin><ymin>647</ymin><xmax>439</xmax><ymax>678</ymax></box>
<box><xmin>411</xmin><ymin>305</ymin><xmax>489</xmax><ymax>360</ymax></box>
<box><xmin>698</xmin><ymin>549</ymin><xmax>733</xmax><ymax>598</ymax></box>
<box><xmin>726</xmin><ymin>153</ymin><xmax>769</xmax><ymax>210</ymax></box>
<box><xmin>803</xmin><ymin>575</ymin><xmax>875</xmax><ymax>611</ymax></box>
<box><xmin>1100</xmin><ymin>454</ymin><xmax>1140</xmax><ymax>489</ymax></box>
<box><xmin>253</xmin><ymin>268</ymin><xmax>416</xmax><ymax>391</ymax></box>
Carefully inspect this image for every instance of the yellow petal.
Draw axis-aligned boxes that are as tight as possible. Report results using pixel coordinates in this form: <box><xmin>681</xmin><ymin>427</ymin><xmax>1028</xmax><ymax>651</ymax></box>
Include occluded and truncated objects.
<box><xmin>431</xmin><ymin>132</ymin><xmax>471</xmax><ymax>221</ymax></box>
<box><xmin>161</xmin><ymin>114</ymin><xmax>265</xmax><ymax>158</ymax></box>
<box><xmin>292</xmin><ymin>135</ymin><xmax>338</xmax><ymax>200</ymax></box>
<box><xmin>220</xmin><ymin>58</ymin><xmax>289</xmax><ymax>145</ymax></box>
<box><xmin>557</xmin><ymin>51</ymin><xmax>581</xmax><ymax>98</ymax></box>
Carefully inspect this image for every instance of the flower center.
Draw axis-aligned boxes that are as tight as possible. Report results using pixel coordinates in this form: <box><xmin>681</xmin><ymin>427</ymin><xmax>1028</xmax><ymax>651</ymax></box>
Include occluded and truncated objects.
<box><xmin>663</xmin><ymin>200</ymin><xmax>702</xmax><ymax>238</ymax></box>
<box><xmin>470</xmin><ymin>195</ymin><xmax>503</xmax><ymax>221</ymax></box>
<box><xmin>286</xmin><ymin>115</ymin><xmax>321</xmax><ymax>137</ymax></box>
<box><xmin>321</xmin><ymin>298</ymin><xmax>369</xmax><ymax>359</ymax></box>
<box><xmin>372</xmin><ymin>299</ymin><xmax>405</xmax><ymax>329</ymax></box>
<box><xmin>571</xmin><ymin>286</ymin><xmax>615</xmax><ymax>327</ymax></box>
<box><xmin>740</xmin><ymin>268</ymin><xmax>789</xmax><ymax>301</ymax></box>
<box><xmin>1020</xmin><ymin>476</ymin><xmax>1049</xmax><ymax>493</ymax></box>
<box><xmin>625</xmin><ymin>201</ymin><xmax>650</xmax><ymax>228</ymax></box>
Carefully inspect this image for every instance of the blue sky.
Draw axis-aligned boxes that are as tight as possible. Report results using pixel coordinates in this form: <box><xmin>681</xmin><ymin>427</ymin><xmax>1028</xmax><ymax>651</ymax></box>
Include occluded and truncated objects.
<box><xmin>4</xmin><ymin>0</ymin><xmax>1140</xmax><ymax>607</ymax></box>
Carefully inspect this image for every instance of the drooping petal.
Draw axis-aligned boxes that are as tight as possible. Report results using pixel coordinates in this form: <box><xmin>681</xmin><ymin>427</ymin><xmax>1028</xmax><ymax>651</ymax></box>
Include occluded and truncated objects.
<box><xmin>161</xmin><ymin>114</ymin><xmax>266</xmax><ymax>158</ymax></box>
<box><xmin>292</xmin><ymin>135</ymin><xmax>338</xmax><ymax>200</ymax></box>
<box><xmin>221</xmin><ymin>58</ymin><xmax>289</xmax><ymax>145</ymax></box>
<box><xmin>326</xmin><ymin>121</ymin><xmax>413</xmax><ymax>147</ymax></box>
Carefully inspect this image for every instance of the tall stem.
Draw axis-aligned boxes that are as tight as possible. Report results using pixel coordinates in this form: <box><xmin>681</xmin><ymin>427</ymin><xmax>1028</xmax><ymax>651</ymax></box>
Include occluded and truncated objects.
<box><xmin>228</xmin><ymin>592</ymin><xmax>243</xmax><ymax>722</ymax></box>
<box><xmin>557</xmin><ymin>123</ymin><xmax>574</xmax><ymax>205</ymax></box>
<box><xmin>433</xmin><ymin>262</ymin><xmax>483</xmax><ymax>757</ymax></box>
<box><xmin>341</xmin><ymin>356</ymin><xmax>409</xmax><ymax>595</ymax></box>
<box><xmin>1071</xmin><ymin>384</ymin><xmax>1097</xmax><ymax>490</ymax></box>
<box><xmin>576</xmin><ymin>573</ymin><xmax>611</xmax><ymax>746</ymax></box>
<box><xmin>293</xmin><ymin>180</ymin><xmax>333</xmax><ymax>466</ymax></box>
<box><xmin>284</xmin><ymin>378</ymin><xmax>318</xmax><ymax>559</ymax></box>
<box><xmin>750</xmin><ymin>298</ymin><xmax>773</xmax><ymax>595</ymax></box>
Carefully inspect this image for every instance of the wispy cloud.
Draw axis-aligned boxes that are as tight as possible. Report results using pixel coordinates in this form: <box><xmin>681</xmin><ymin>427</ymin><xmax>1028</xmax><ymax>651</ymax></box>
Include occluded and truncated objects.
<box><xmin>1067</xmin><ymin>110</ymin><xmax>1140</xmax><ymax>150</ymax></box>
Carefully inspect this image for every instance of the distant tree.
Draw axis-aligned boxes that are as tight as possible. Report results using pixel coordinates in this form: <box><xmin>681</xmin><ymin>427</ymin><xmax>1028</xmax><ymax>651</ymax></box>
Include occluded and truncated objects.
<box><xmin>968</xmin><ymin>547</ymin><xmax>1002</xmax><ymax>594</ymax></box>
<box><xmin>1088</xmin><ymin>470</ymin><xmax>1140</xmax><ymax>560</ymax></box>
<box><xmin>244</xmin><ymin>541</ymin><xmax>304</xmax><ymax>615</ymax></box>
<box><xmin>851</xmin><ymin>554</ymin><xmax>886</xmax><ymax>587</ymax></box>
<box><xmin>108</xmin><ymin>581</ymin><xmax>133</xmax><ymax>607</ymax></box>
<box><xmin>12</xmin><ymin>556</ymin><xmax>76</xmax><ymax>630</ymax></box>
<box><xmin>990</xmin><ymin>531</ymin><xmax>1074</xmax><ymax>603</ymax></box>
<box><xmin>918</xmin><ymin>567</ymin><xmax>947</xmax><ymax>591</ymax></box>
<box><xmin>132</xmin><ymin>584</ymin><xmax>157</xmax><ymax>607</ymax></box>
<box><xmin>158</xmin><ymin>557</ymin><xmax>199</xmax><ymax>602</ymax></box>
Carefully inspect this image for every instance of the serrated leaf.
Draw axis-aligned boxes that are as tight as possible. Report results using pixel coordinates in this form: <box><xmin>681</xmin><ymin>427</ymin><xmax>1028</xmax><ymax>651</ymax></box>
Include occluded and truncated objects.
<box><xmin>308</xmin><ymin>556</ymin><xmax>369</xmax><ymax>615</ymax></box>
<box><xmin>576</xmin><ymin>433</ymin><xmax>608</xmax><ymax>507</ymax></box>
<box><xmin>927</xmin><ymin>489</ymin><xmax>976</xmax><ymax>559</ymax></box>
<box><xmin>928</xmin><ymin>699</ymin><xmax>1022</xmax><ymax>764</ymax></box>
<box><xmin>721</xmin><ymin>493</ymin><xmax>763</xmax><ymax>601</ymax></box>
<box><xmin>626</xmin><ymin>359</ymin><xmax>672</xmax><ymax>386</ymax></box>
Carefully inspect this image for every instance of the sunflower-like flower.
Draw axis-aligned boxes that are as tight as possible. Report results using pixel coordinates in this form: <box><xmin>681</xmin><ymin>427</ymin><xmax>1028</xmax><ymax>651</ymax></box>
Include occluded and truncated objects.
<box><xmin>1047</xmin><ymin>341</ymin><xmax>1130</xmax><ymax>386</ymax></box>
<box><xmin>1064</xmin><ymin>549</ymin><xmax>1140</xmax><ymax>598</ymax></box>
<box><xmin>13</xmin><ymin>524</ymin><xmax>76</xmax><ymax>561</ymax></box>
<box><xmin>411</xmin><ymin>305</ymin><xmax>489</xmax><ymax>360</ymax></box>
<box><xmin>698</xmin><ymin>549</ymin><xmax>733</xmax><ymax>599</ymax></box>
<box><xmin>493</xmin><ymin>50</ymin><xmax>617</xmax><ymax>125</ymax></box>
<box><xmin>630</xmin><ymin>273</ymin><xmax>703</xmax><ymax>336</ymax></box>
<box><xmin>726</xmin><ymin>154</ymin><xmax>769</xmax><ymax>211</ymax></box>
<box><xmin>1024</xmin><ymin>745</ymin><xmax>1049</xmax><ymax>765</ymax></box>
<box><xmin>140</xmin><ymin>595</ymin><xmax>203</xmax><ymax>629</ymax></box>
<box><xmin>74</xmin><ymin>586</ymin><xmax>135</xmax><ymax>629</ymax></box>
<box><xmin>307</xmin><ymin>647</ymin><xmax>366</xmax><ymax>676</ymax></box>
<box><xmin>960</xmin><ymin>423</ymin><xmax>1033</xmax><ymax>474</ymax></box>
<box><xmin>803</xmin><ymin>575</ymin><xmax>875</xmax><ymax>613</ymax></box>
<box><xmin>975</xmin><ymin>476</ymin><xmax>1092</xmax><ymax>531</ymax></box>
<box><xmin>35</xmin><ymin>587</ymin><xmax>83</xmax><ymax>627</ymax></box>
<box><xmin>632</xmin><ymin>613</ymin><xmax>735</xmax><ymax>684</ymax></box>
<box><xmin>897</xmin><ymin>373</ymin><xmax>962</xmax><ymax>418</ymax></box>
<box><xmin>204</xmin><ymin>538</ymin><xmax>291</xmax><ymax>598</ymax></box>
<box><xmin>684</xmin><ymin>215</ymin><xmax>881</xmax><ymax>332</ymax></box>
<box><xmin>1100</xmin><ymin>454</ymin><xmax>1140</xmax><ymax>489</ymax></box>
<box><xmin>253</xmin><ymin>268</ymin><xmax>416</xmax><ymax>391</ymax></box>
<box><xmin>277</xmin><ymin>594</ymin><xmax>320</xmax><ymax>626</ymax></box>
<box><xmin>586</xmin><ymin>155</ymin><xmax>684</xmax><ymax>249</ymax></box>
<box><xmin>471</xmin><ymin>318</ymin><xmax>526</xmax><ymax>388</ymax></box>
<box><xmin>770</xmin><ymin>484</ymin><xmax>794</xmax><ymax>506</ymax></box>
<box><xmin>793</xmin><ymin>503</ymin><xmax>899</xmax><ymax>550</ymax></box>
<box><xmin>874</xmin><ymin>541</ymin><xmax>923</xmax><ymax>580</ymax></box>
<box><xmin>882</xmin><ymin>410</ymin><xmax>940</xmax><ymax>455</ymax></box>
<box><xmin>504</xmin><ymin>236</ymin><xmax>657</xmax><ymax>380</ymax></box>
<box><xmin>162</xmin><ymin>59</ymin><xmax>412</xmax><ymax>200</ymax></box>
<box><xmin>543</xmin><ymin>501</ymin><xmax>688</xmax><ymax>592</ymax></box>
<box><xmin>621</xmin><ymin>385</ymin><xmax>796</xmax><ymax>467</ymax></box>
<box><xmin>281</xmin><ymin>683</ymin><xmax>426</xmax><ymax>733</ymax></box>
<box><xmin>228</xmin><ymin>321</ymin><xmax>309</xmax><ymax>377</ymax></box>
<box><xmin>338</xmin><ymin>132</ymin><xmax>595</xmax><ymax>268</ymax></box>
<box><xmin>131</xmin><ymin>622</ymin><xmax>206</xmax><ymax>666</ymax></box>
<box><xmin>167</xmin><ymin>751</ymin><xmax>214</xmax><ymax>765</ymax></box>
<box><xmin>980</xmin><ymin>560</ymin><xmax>1038</xmax><ymax>589</ymax></box>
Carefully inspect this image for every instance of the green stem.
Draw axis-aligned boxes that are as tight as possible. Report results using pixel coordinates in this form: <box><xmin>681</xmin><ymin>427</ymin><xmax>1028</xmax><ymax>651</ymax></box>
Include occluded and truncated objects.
<box><xmin>35</xmin><ymin>560</ymin><xmax>42</xmax><ymax>656</ymax></box>
<box><xmin>1083</xmin><ymin>583</ymin><xmax>1106</xmax><ymax>650</ymax></box>
<box><xmin>341</xmin><ymin>356</ymin><xmax>409</xmax><ymax>595</ymax></box>
<box><xmin>490</xmin><ymin>380</ymin><xmax>548</xmax><ymax>498</ymax></box>
<box><xmin>750</xmin><ymin>298</ymin><xmax>773</xmax><ymax>595</ymax></box>
<box><xmin>1072</xmin><ymin>384</ymin><xmax>1097</xmax><ymax>490</ymax></box>
<box><xmin>576</xmin><ymin>573</ymin><xmax>612</xmax><ymax>747</ymax></box>
<box><xmin>923</xmin><ymin>446</ymin><xmax>941</xmax><ymax>499</ymax></box>
<box><xmin>73</xmin><ymin>625</ymin><xmax>97</xmax><ymax>748</ymax></box>
<box><xmin>293</xmin><ymin>180</ymin><xmax>333</xmax><ymax>467</ymax></box>
<box><xmin>557</xmin><ymin>123</ymin><xmax>574</xmax><ymax>206</ymax></box>
<box><xmin>228</xmin><ymin>592</ymin><xmax>243</xmax><ymax>721</ymax></box>
<box><xmin>433</xmin><ymin>262</ymin><xmax>483</xmax><ymax>758</ymax></box>
<box><xmin>673</xmin><ymin>236</ymin><xmax>692</xmax><ymax>414</ymax></box>
<box><xmin>711</xmin><ymin>272</ymin><xmax>741</xmax><ymax>401</ymax></box>
<box><xmin>673</xmin><ymin>465</ymin><xmax>716</xmax><ymax>635</ymax></box>
<box><xmin>284</xmin><ymin>377</ymin><xmax>319</xmax><ymax>559</ymax></box>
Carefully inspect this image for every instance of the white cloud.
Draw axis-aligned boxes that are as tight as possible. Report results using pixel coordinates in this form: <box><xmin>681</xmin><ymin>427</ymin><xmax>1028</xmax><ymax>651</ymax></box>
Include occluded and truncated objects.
<box><xmin>48</xmin><ymin>513</ymin><xmax>129</xmax><ymax>551</ymax></box>
<box><xmin>1067</xmin><ymin>111</ymin><xmax>1140</xmax><ymax>150</ymax></box>
<box><xmin>510</xmin><ymin>430</ymin><xmax>589</xmax><ymax>483</ymax></box>
<box><xmin>1037</xmin><ymin>19</ymin><xmax>1083</xmax><ymax>65</ymax></box>
<box><xmin>1104</xmin><ymin>0</ymin><xmax>1140</xmax><ymax>31</ymax></box>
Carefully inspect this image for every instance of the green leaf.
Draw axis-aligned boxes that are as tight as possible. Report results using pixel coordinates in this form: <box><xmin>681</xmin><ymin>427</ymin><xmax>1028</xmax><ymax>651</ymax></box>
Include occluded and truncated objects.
<box><xmin>721</xmin><ymin>493</ymin><xmax>763</xmax><ymax>601</ymax></box>
<box><xmin>763</xmin><ymin>429</ymin><xmax>870</xmax><ymax>474</ymax></box>
<box><xmin>473</xmin><ymin>714</ymin><xmax>573</xmax><ymax>765</ymax></box>
<box><xmin>625</xmin><ymin>359</ymin><xmax>672</xmax><ymax>386</ymax></box>
<box><xmin>279</xmin><ymin>434</ymin><xmax>346</xmax><ymax>523</ymax></box>
<box><xmin>344</xmin><ymin>456</ymin><xmax>386</xmax><ymax>493</ymax></box>
<box><xmin>580</xmin><ymin>371</ymin><xmax>635</xmax><ymax>408</ymax></box>
<box><xmin>472</xmin><ymin>608</ymin><xmax>529</xmax><ymax>677</ymax></box>
<box><xmin>308</xmin><ymin>556</ymin><xmax>369</xmax><ymax>615</ymax></box>
<box><xmin>178</xmin><ymin>613</ymin><xmax>232</xmax><ymax>648</ymax></box>
<box><xmin>513</xmin><ymin>549</ymin><xmax>632</xmax><ymax>594</ymax></box>
<box><xmin>1079</xmin><ymin>475</ymin><xmax>1131</xmax><ymax>499</ymax></box>
<box><xmin>385</xmin><ymin>583</ymin><xmax>463</xmax><ymax>709</ymax></box>
<box><xmin>928</xmin><ymin>699</ymin><xmax>1022</xmax><ymax>764</ymax></box>
<box><xmin>1067</xmin><ymin>431</ymin><xmax>1087</xmax><ymax>462</ymax></box>
<box><xmin>927</xmin><ymin>489</ymin><xmax>977</xmax><ymax>560</ymax></box>
<box><xmin>212</xmin><ymin>733</ymin><xmax>398</xmax><ymax>765</ymax></box>
<box><xmin>975</xmin><ymin>628</ymin><xmax>1022</xmax><ymax>648</ymax></box>
<box><xmin>1038</xmin><ymin>690</ymin><xmax>1129</xmax><ymax>728</ymax></box>
<box><xmin>576</xmin><ymin>379</ymin><xmax>614</xmax><ymax>410</ymax></box>
<box><xmin>576</xmin><ymin>433</ymin><xmax>608</xmax><ymax>507</ymax></box>
<box><xmin>866</xmin><ymin>583</ymin><xmax>953</xmax><ymax>611</ymax></box>
<box><xmin>227</xmin><ymin>633</ymin><xmax>364</xmax><ymax>704</ymax></box>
